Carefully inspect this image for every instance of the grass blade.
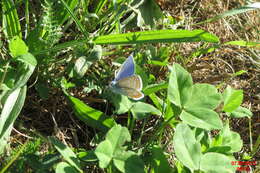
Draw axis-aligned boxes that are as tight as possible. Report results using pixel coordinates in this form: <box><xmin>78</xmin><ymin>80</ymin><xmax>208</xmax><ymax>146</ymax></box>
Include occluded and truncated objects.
<box><xmin>93</xmin><ymin>29</ymin><xmax>219</xmax><ymax>44</ymax></box>
<box><xmin>195</xmin><ymin>2</ymin><xmax>260</xmax><ymax>25</ymax></box>
<box><xmin>0</xmin><ymin>86</ymin><xmax>27</xmax><ymax>154</ymax></box>
<box><xmin>2</xmin><ymin>0</ymin><xmax>22</xmax><ymax>38</ymax></box>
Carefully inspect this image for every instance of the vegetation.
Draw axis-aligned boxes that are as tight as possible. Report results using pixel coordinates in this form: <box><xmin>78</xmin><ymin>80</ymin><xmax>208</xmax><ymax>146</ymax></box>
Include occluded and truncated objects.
<box><xmin>0</xmin><ymin>0</ymin><xmax>259</xmax><ymax>172</ymax></box>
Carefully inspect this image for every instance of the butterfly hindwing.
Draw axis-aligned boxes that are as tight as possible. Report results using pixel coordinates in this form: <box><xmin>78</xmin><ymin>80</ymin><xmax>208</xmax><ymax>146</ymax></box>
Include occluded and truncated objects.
<box><xmin>120</xmin><ymin>88</ymin><xmax>144</xmax><ymax>100</ymax></box>
<box><xmin>116</xmin><ymin>75</ymin><xmax>142</xmax><ymax>91</ymax></box>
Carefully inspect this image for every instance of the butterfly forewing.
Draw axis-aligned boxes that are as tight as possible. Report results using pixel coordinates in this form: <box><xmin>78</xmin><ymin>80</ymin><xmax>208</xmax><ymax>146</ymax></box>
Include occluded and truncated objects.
<box><xmin>114</xmin><ymin>55</ymin><xmax>135</xmax><ymax>81</ymax></box>
<box><xmin>116</xmin><ymin>75</ymin><xmax>143</xmax><ymax>90</ymax></box>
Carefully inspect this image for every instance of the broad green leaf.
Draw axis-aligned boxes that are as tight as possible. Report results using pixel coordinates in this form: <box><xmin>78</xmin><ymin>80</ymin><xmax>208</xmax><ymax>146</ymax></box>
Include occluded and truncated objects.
<box><xmin>55</xmin><ymin>162</ymin><xmax>78</xmax><ymax>173</ymax></box>
<box><xmin>227</xmin><ymin>106</ymin><xmax>252</xmax><ymax>118</ymax></box>
<box><xmin>173</xmin><ymin>123</ymin><xmax>202</xmax><ymax>171</ymax></box>
<box><xmin>180</xmin><ymin>108</ymin><xmax>223</xmax><ymax>130</ymax></box>
<box><xmin>196</xmin><ymin>2</ymin><xmax>260</xmax><ymax>25</ymax></box>
<box><xmin>12</xmin><ymin>53</ymin><xmax>37</xmax><ymax>91</ymax></box>
<box><xmin>225</xmin><ymin>40</ymin><xmax>260</xmax><ymax>47</ymax></box>
<box><xmin>9</xmin><ymin>36</ymin><xmax>29</xmax><ymax>57</ymax></box>
<box><xmin>0</xmin><ymin>86</ymin><xmax>27</xmax><ymax>154</ymax></box>
<box><xmin>136</xmin><ymin>0</ymin><xmax>163</xmax><ymax>28</ymax></box>
<box><xmin>65</xmin><ymin>94</ymin><xmax>116</xmax><ymax>132</ymax></box>
<box><xmin>200</xmin><ymin>153</ymin><xmax>236</xmax><ymax>173</ymax></box>
<box><xmin>150</xmin><ymin>145</ymin><xmax>172</xmax><ymax>173</ymax></box>
<box><xmin>131</xmin><ymin>102</ymin><xmax>161</xmax><ymax>120</ymax></box>
<box><xmin>2</xmin><ymin>0</ymin><xmax>22</xmax><ymax>38</ymax></box>
<box><xmin>93</xmin><ymin>30</ymin><xmax>220</xmax><ymax>45</ymax></box>
<box><xmin>184</xmin><ymin>84</ymin><xmax>222</xmax><ymax>110</ymax></box>
<box><xmin>94</xmin><ymin>140</ymin><xmax>113</xmax><ymax>168</ymax></box>
<box><xmin>143</xmin><ymin>82</ymin><xmax>168</xmax><ymax>95</ymax></box>
<box><xmin>78</xmin><ymin>150</ymin><xmax>98</xmax><ymax>162</ymax></box>
<box><xmin>74</xmin><ymin>45</ymin><xmax>102</xmax><ymax>78</ymax></box>
<box><xmin>219</xmin><ymin>122</ymin><xmax>243</xmax><ymax>153</ymax></box>
<box><xmin>113</xmin><ymin>151</ymin><xmax>145</xmax><ymax>173</ymax></box>
<box><xmin>168</xmin><ymin>64</ymin><xmax>193</xmax><ymax>107</ymax></box>
<box><xmin>223</xmin><ymin>86</ymin><xmax>243</xmax><ymax>112</ymax></box>
<box><xmin>33</xmin><ymin>30</ymin><xmax>219</xmax><ymax>55</ymax></box>
<box><xmin>49</xmin><ymin>137</ymin><xmax>82</xmax><ymax>173</ymax></box>
<box><xmin>95</xmin><ymin>125</ymin><xmax>131</xmax><ymax>168</ymax></box>
<box><xmin>110</xmin><ymin>94</ymin><xmax>134</xmax><ymax>114</ymax></box>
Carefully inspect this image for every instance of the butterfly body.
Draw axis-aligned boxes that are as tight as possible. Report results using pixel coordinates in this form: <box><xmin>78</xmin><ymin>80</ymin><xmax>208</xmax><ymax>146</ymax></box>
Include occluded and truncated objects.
<box><xmin>110</xmin><ymin>55</ymin><xmax>144</xmax><ymax>100</ymax></box>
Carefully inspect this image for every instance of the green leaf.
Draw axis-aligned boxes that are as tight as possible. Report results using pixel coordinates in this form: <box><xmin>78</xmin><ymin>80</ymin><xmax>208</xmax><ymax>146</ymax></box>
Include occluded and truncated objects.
<box><xmin>12</xmin><ymin>53</ymin><xmax>37</xmax><ymax>90</ymax></box>
<box><xmin>131</xmin><ymin>102</ymin><xmax>161</xmax><ymax>120</ymax></box>
<box><xmin>136</xmin><ymin>0</ymin><xmax>163</xmax><ymax>28</ymax></box>
<box><xmin>113</xmin><ymin>151</ymin><xmax>145</xmax><ymax>173</ymax></box>
<box><xmin>78</xmin><ymin>150</ymin><xmax>98</xmax><ymax>162</ymax></box>
<box><xmin>150</xmin><ymin>146</ymin><xmax>172</xmax><ymax>173</ymax></box>
<box><xmin>180</xmin><ymin>108</ymin><xmax>223</xmax><ymax>130</ymax></box>
<box><xmin>74</xmin><ymin>45</ymin><xmax>102</xmax><ymax>78</ymax></box>
<box><xmin>93</xmin><ymin>29</ymin><xmax>220</xmax><ymax>45</ymax></box>
<box><xmin>184</xmin><ymin>84</ymin><xmax>222</xmax><ymax>110</ymax></box>
<box><xmin>49</xmin><ymin>137</ymin><xmax>82</xmax><ymax>173</ymax></box>
<box><xmin>167</xmin><ymin>64</ymin><xmax>193</xmax><ymax>107</ymax></box>
<box><xmin>219</xmin><ymin>122</ymin><xmax>243</xmax><ymax>153</ymax></box>
<box><xmin>95</xmin><ymin>125</ymin><xmax>131</xmax><ymax>168</ymax></box>
<box><xmin>33</xmin><ymin>30</ymin><xmax>219</xmax><ymax>55</ymax></box>
<box><xmin>2</xmin><ymin>0</ymin><xmax>22</xmax><ymax>38</ymax></box>
<box><xmin>0</xmin><ymin>86</ymin><xmax>27</xmax><ymax>154</ymax></box>
<box><xmin>55</xmin><ymin>162</ymin><xmax>79</xmax><ymax>173</ymax></box>
<box><xmin>65</xmin><ymin>94</ymin><xmax>116</xmax><ymax>132</ymax></box>
<box><xmin>223</xmin><ymin>86</ymin><xmax>243</xmax><ymax>112</ymax></box>
<box><xmin>173</xmin><ymin>123</ymin><xmax>202</xmax><ymax>171</ymax></box>
<box><xmin>9</xmin><ymin>36</ymin><xmax>29</xmax><ymax>57</ymax></box>
<box><xmin>200</xmin><ymin>153</ymin><xmax>236</xmax><ymax>173</ymax></box>
<box><xmin>227</xmin><ymin>106</ymin><xmax>252</xmax><ymax>118</ymax></box>
<box><xmin>224</xmin><ymin>40</ymin><xmax>260</xmax><ymax>47</ymax></box>
<box><xmin>143</xmin><ymin>82</ymin><xmax>168</xmax><ymax>95</ymax></box>
<box><xmin>110</xmin><ymin>94</ymin><xmax>134</xmax><ymax>114</ymax></box>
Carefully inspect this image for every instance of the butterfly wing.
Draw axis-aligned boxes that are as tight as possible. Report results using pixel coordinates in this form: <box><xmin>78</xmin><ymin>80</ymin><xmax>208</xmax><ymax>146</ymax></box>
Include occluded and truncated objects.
<box><xmin>114</xmin><ymin>55</ymin><xmax>135</xmax><ymax>81</ymax></box>
<box><xmin>121</xmin><ymin>88</ymin><xmax>144</xmax><ymax>100</ymax></box>
<box><xmin>116</xmin><ymin>75</ymin><xmax>143</xmax><ymax>91</ymax></box>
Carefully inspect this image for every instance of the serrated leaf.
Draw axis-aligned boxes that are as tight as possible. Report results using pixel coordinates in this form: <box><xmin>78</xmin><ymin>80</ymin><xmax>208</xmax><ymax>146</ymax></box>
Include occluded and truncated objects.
<box><xmin>173</xmin><ymin>123</ymin><xmax>202</xmax><ymax>172</ymax></box>
<box><xmin>223</xmin><ymin>86</ymin><xmax>243</xmax><ymax>112</ymax></box>
<box><xmin>168</xmin><ymin>64</ymin><xmax>193</xmax><ymax>107</ymax></box>
<box><xmin>180</xmin><ymin>108</ymin><xmax>223</xmax><ymax>130</ymax></box>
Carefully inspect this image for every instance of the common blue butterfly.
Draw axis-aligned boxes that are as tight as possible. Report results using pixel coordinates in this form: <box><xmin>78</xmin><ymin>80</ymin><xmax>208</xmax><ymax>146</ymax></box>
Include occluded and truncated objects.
<box><xmin>110</xmin><ymin>55</ymin><xmax>144</xmax><ymax>100</ymax></box>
